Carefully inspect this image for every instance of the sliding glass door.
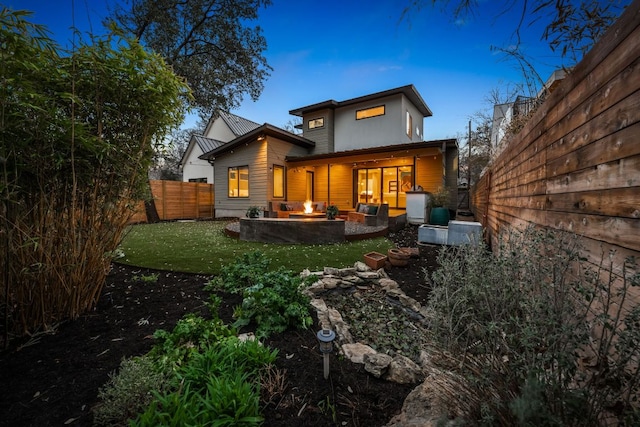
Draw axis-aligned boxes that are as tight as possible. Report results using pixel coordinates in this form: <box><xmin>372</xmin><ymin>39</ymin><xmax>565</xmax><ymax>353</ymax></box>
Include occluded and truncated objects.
<box><xmin>356</xmin><ymin>166</ymin><xmax>413</xmax><ymax>208</ymax></box>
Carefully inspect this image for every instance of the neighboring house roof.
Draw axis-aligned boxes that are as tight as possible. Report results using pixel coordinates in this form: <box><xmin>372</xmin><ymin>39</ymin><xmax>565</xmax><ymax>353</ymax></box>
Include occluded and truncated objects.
<box><xmin>199</xmin><ymin>124</ymin><xmax>316</xmax><ymax>160</ymax></box>
<box><xmin>288</xmin><ymin>84</ymin><xmax>433</xmax><ymax>118</ymax></box>
<box><xmin>179</xmin><ymin>135</ymin><xmax>225</xmax><ymax>167</ymax></box>
<box><xmin>193</xmin><ymin>135</ymin><xmax>226</xmax><ymax>153</ymax></box>
<box><xmin>218</xmin><ymin>111</ymin><xmax>261</xmax><ymax>136</ymax></box>
<box><xmin>285</xmin><ymin>139</ymin><xmax>457</xmax><ymax>163</ymax></box>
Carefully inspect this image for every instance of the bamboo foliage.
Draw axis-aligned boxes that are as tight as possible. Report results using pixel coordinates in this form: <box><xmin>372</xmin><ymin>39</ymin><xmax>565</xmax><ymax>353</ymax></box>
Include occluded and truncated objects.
<box><xmin>0</xmin><ymin>9</ymin><xmax>190</xmax><ymax>339</ymax></box>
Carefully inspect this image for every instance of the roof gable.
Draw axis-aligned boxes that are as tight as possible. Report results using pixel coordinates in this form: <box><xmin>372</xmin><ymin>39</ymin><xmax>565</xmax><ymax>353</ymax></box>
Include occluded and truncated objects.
<box><xmin>199</xmin><ymin>124</ymin><xmax>316</xmax><ymax>160</ymax></box>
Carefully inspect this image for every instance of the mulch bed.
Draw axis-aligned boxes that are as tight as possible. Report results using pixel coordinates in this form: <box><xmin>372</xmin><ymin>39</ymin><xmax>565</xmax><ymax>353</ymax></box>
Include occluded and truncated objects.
<box><xmin>0</xmin><ymin>224</ymin><xmax>440</xmax><ymax>427</ymax></box>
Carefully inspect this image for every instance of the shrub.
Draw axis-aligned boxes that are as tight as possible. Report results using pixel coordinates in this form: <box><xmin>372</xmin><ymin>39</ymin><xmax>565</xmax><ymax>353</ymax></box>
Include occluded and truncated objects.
<box><xmin>208</xmin><ymin>251</ymin><xmax>271</xmax><ymax>294</ymax></box>
<box><xmin>208</xmin><ymin>251</ymin><xmax>314</xmax><ymax>339</ymax></box>
<box><xmin>93</xmin><ymin>356</ymin><xmax>170</xmax><ymax>427</ymax></box>
<box><xmin>133</xmin><ymin>372</ymin><xmax>263</xmax><ymax>427</ymax></box>
<box><xmin>149</xmin><ymin>313</ymin><xmax>236</xmax><ymax>368</ymax></box>
<box><xmin>425</xmin><ymin>226</ymin><xmax>640</xmax><ymax>426</ymax></box>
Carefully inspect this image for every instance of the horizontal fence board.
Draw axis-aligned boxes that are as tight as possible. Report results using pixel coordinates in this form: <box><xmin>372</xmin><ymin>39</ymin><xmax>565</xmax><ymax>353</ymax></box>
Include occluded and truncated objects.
<box><xmin>546</xmin><ymin>154</ymin><xmax>640</xmax><ymax>194</ymax></box>
<box><xmin>471</xmin><ymin>1</ymin><xmax>640</xmax><ymax>298</ymax></box>
<box><xmin>547</xmin><ymin>124</ymin><xmax>640</xmax><ymax>178</ymax></box>
<box><xmin>547</xmin><ymin>187</ymin><xmax>640</xmax><ymax>218</ymax></box>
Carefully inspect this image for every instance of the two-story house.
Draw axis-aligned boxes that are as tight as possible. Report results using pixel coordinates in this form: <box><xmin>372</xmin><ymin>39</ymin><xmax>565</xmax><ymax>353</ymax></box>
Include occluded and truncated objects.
<box><xmin>199</xmin><ymin>85</ymin><xmax>458</xmax><ymax>218</ymax></box>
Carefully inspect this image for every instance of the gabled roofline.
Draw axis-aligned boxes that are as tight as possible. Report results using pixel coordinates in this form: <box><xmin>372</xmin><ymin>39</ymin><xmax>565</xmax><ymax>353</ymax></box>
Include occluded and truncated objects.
<box><xmin>285</xmin><ymin>139</ymin><xmax>457</xmax><ymax>163</ymax></box>
<box><xmin>199</xmin><ymin>124</ymin><xmax>316</xmax><ymax>160</ymax></box>
<box><xmin>289</xmin><ymin>84</ymin><xmax>433</xmax><ymax>117</ymax></box>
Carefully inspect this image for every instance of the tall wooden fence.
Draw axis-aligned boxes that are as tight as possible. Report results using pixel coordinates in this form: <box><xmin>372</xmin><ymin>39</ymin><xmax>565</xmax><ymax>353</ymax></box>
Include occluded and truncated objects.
<box><xmin>471</xmin><ymin>0</ymin><xmax>640</xmax><ymax>282</ymax></box>
<box><xmin>129</xmin><ymin>180</ymin><xmax>215</xmax><ymax>223</ymax></box>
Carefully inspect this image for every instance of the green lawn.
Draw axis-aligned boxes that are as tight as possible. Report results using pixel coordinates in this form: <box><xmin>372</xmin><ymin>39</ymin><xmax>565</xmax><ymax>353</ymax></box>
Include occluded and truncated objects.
<box><xmin>118</xmin><ymin>221</ymin><xmax>394</xmax><ymax>275</ymax></box>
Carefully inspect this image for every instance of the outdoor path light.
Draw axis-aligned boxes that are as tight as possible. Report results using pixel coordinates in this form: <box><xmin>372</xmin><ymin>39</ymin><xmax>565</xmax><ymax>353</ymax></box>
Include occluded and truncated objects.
<box><xmin>316</xmin><ymin>328</ymin><xmax>336</xmax><ymax>379</ymax></box>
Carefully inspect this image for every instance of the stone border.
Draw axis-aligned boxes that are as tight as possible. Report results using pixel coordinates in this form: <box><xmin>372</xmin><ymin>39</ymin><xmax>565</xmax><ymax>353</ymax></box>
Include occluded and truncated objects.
<box><xmin>301</xmin><ymin>261</ymin><xmax>431</xmax><ymax>385</ymax></box>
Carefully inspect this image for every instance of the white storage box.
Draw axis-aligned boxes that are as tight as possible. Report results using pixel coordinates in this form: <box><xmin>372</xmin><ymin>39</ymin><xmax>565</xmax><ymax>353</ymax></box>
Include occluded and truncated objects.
<box><xmin>418</xmin><ymin>225</ymin><xmax>448</xmax><ymax>245</ymax></box>
<box><xmin>447</xmin><ymin>221</ymin><xmax>482</xmax><ymax>246</ymax></box>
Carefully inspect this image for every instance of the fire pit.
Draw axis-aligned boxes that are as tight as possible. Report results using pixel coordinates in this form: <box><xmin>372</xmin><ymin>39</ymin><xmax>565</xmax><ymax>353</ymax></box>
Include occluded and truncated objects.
<box><xmin>289</xmin><ymin>212</ymin><xmax>326</xmax><ymax>219</ymax></box>
<box><xmin>239</xmin><ymin>217</ymin><xmax>345</xmax><ymax>244</ymax></box>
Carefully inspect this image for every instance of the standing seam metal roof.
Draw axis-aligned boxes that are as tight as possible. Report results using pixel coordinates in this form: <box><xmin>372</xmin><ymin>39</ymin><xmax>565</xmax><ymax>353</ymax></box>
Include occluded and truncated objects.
<box><xmin>218</xmin><ymin>111</ymin><xmax>261</xmax><ymax>136</ymax></box>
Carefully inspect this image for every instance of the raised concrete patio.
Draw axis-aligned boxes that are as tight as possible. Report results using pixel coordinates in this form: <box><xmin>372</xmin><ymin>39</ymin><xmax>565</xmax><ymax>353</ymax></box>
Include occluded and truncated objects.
<box><xmin>226</xmin><ymin>219</ymin><xmax>388</xmax><ymax>242</ymax></box>
<box><xmin>239</xmin><ymin>217</ymin><xmax>346</xmax><ymax>244</ymax></box>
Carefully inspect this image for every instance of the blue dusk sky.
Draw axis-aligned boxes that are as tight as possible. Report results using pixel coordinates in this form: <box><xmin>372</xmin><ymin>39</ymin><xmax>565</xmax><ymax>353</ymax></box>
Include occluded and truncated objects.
<box><xmin>4</xmin><ymin>0</ymin><xmax>611</xmax><ymax>140</ymax></box>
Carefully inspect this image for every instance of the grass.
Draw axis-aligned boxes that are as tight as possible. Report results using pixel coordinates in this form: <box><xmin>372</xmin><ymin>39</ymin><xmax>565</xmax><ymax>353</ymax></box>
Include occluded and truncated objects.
<box><xmin>117</xmin><ymin>220</ymin><xmax>395</xmax><ymax>275</ymax></box>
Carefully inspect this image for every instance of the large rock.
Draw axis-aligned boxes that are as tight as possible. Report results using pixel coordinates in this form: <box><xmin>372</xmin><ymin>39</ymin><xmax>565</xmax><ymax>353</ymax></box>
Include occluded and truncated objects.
<box><xmin>385</xmin><ymin>355</ymin><xmax>423</xmax><ymax>384</ymax></box>
<box><xmin>363</xmin><ymin>353</ymin><xmax>393</xmax><ymax>378</ymax></box>
<box><xmin>385</xmin><ymin>379</ymin><xmax>451</xmax><ymax>427</ymax></box>
<box><xmin>341</xmin><ymin>343</ymin><xmax>376</xmax><ymax>364</ymax></box>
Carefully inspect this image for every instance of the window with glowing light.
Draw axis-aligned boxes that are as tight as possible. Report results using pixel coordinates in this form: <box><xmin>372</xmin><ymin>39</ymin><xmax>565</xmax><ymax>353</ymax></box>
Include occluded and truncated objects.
<box><xmin>228</xmin><ymin>166</ymin><xmax>249</xmax><ymax>197</ymax></box>
<box><xmin>356</xmin><ymin>105</ymin><xmax>385</xmax><ymax>120</ymax></box>
<box><xmin>273</xmin><ymin>165</ymin><xmax>284</xmax><ymax>198</ymax></box>
<box><xmin>308</xmin><ymin>117</ymin><xmax>324</xmax><ymax>129</ymax></box>
<box><xmin>406</xmin><ymin>111</ymin><xmax>413</xmax><ymax>138</ymax></box>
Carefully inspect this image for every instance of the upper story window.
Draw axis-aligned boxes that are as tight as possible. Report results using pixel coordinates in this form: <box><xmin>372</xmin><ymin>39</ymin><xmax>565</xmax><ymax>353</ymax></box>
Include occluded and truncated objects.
<box><xmin>308</xmin><ymin>117</ymin><xmax>324</xmax><ymax>129</ymax></box>
<box><xmin>356</xmin><ymin>105</ymin><xmax>385</xmax><ymax>120</ymax></box>
<box><xmin>406</xmin><ymin>111</ymin><xmax>413</xmax><ymax>138</ymax></box>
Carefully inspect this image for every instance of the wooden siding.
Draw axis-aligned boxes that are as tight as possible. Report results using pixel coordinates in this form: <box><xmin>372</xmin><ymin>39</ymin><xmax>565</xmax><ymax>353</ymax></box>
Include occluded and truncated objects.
<box><xmin>214</xmin><ymin>140</ymin><xmax>267</xmax><ymax>213</ymax></box>
<box><xmin>471</xmin><ymin>0</ymin><xmax>640</xmax><ymax>288</ymax></box>
<box><xmin>415</xmin><ymin>155</ymin><xmax>444</xmax><ymax>193</ymax></box>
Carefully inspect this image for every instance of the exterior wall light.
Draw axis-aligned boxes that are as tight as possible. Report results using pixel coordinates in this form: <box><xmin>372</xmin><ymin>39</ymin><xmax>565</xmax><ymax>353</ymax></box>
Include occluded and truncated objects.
<box><xmin>316</xmin><ymin>328</ymin><xmax>336</xmax><ymax>379</ymax></box>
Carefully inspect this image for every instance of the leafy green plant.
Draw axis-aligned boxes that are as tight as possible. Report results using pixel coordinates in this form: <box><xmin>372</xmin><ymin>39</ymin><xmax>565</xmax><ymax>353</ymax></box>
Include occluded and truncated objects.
<box><xmin>208</xmin><ymin>251</ymin><xmax>314</xmax><ymax>339</ymax></box>
<box><xmin>326</xmin><ymin>204</ymin><xmax>339</xmax><ymax>219</ymax></box>
<box><xmin>149</xmin><ymin>314</ymin><xmax>236</xmax><ymax>367</ymax></box>
<box><xmin>94</xmin><ymin>355</ymin><xmax>170</xmax><ymax>427</ymax></box>
<box><xmin>245</xmin><ymin>206</ymin><xmax>262</xmax><ymax>218</ymax></box>
<box><xmin>208</xmin><ymin>251</ymin><xmax>271</xmax><ymax>294</ymax></box>
<box><xmin>0</xmin><ymin>9</ymin><xmax>188</xmax><ymax>337</ymax></box>
<box><xmin>232</xmin><ymin>268</ymin><xmax>314</xmax><ymax>338</ymax></box>
<box><xmin>430</xmin><ymin>186</ymin><xmax>450</xmax><ymax>207</ymax></box>
<box><xmin>424</xmin><ymin>226</ymin><xmax>640</xmax><ymax>426</ymax></box>
<box><xmin>133</xmin><ymin>372</ymin><xmax>263</xmax><ymax>427</ymax></box>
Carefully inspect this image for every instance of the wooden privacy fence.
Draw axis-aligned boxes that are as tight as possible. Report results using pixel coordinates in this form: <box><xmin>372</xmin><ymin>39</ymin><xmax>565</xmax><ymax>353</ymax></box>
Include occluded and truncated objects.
<box><xmin>471</xmin><ymin>0</ymin><xmax>640</xmax><ymax>280</ymax></box>
<box><xmin>128</xmin><ymin>180</ymin><xmax>215</xmax><ymax>223</ymax></box>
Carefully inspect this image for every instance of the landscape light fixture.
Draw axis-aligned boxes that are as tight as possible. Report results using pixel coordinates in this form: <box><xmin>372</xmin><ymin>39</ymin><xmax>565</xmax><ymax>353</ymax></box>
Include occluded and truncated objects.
<box><xmin>316</xmin><ymin>328</ymin><xmax>336</xmax><ymax>379</ymax></box>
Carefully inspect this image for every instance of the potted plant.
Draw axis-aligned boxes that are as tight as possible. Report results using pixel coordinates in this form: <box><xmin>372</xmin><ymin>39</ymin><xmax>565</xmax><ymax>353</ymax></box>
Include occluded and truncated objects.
<box><xmin>326</xmin><ymin>204</ymin><xmax>339</xmax><ymax>220</ymax></box>
<box><xmin>246</xmin><ymin>206</ymin><xmax>262</xmax><ymax>218</ymax></box>
<box><xmin>429</xmin><ymin>187</ymin><xmax>450</xmax><ymax>226</ymax></box>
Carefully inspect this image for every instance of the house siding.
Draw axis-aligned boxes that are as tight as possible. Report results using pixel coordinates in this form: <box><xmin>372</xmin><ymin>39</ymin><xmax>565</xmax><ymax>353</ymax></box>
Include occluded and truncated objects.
<box><xmin>214</xmin><ymin>141</ymin><xmax>266</xmax><ymax>217</ymax></box>
<box><xmin>334</xmin><ymin>94</ymin><xmax>419</xmax><ymax>151</ymax></box>
<box><xmin>205</xmin><ymin>118</ymin><xmax>236</xmax><ymax>142</ymax></box>
<box><xmin>182</xmin><ymin>143</ymin><xmax>214</xmax><ymax>183</ymax></box>
<box><xmin>215</xmin><ymin>137</ymin><xmax>310</xmax><ymax>217</ymax></box>
<box><xmin>303</xmin><ymin>108</ymin><xmax>334</xmax><ymax>155</ymax></box>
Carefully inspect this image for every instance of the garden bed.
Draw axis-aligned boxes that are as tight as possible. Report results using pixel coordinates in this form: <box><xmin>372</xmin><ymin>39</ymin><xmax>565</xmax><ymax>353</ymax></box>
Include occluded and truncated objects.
<box><xmin>0</xmin><ymin>225</ymin><xmax>438</xmax><ymax>426</ymax></box>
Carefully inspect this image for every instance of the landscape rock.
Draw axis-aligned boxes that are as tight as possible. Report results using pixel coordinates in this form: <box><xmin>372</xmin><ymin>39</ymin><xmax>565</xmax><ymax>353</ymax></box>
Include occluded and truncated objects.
<box><xmin>399</xmin><ymin>294</ymin><xmax>421</xmax><ymax>312</ymax></box>
<box><xmin>323</xmin><ymin>267</ymin><xmax>341</xmax><ymax>276</ymax></box>
<box><xmin>354</xmin><ymin>261</ymin><xmax>370</xmax><ymax>271</ymax></box>
<box><xmin>385</xmin><ymin>355</ymin><xmax>423</xmax><ymax>384</ymax></box>
<box><xmin>321</xmin><ymin>277</ymin><xmax>341</xmax><ymax>289</ymax></box>
<box><xmin>341</xmin><ymin>343</ymin><xmax>377</xmax><ymax>364</ymax></box>
<box><xmin>363</xmin><ymin>353</ymin><xmax>393</xmax><ymax>378</ymax></box>
<box><xmin>339</xmin><ymin>267</ymin><xmax>357</xmax><ymax>276</ymax></box>
<box><xmin>384</xmin><ymin>379</ymin><xmax>451</xmax><ymax>427</ymax></box>
<box><xmin>378</xmin><ymin>278</ymin><xmax>400</xmax><ymax>291</ymax></box>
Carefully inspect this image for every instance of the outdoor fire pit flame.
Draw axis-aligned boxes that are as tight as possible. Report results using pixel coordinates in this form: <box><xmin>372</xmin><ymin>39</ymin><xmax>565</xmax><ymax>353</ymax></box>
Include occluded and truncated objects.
<box><xmin>303</xmin><ymin>200</ymin><xmax>313</xmax><ymax>214</ymax></box>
